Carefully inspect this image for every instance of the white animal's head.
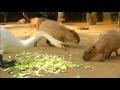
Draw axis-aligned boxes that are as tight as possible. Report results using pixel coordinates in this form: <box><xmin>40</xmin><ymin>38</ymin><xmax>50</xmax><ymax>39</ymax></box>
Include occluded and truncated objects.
<box><xmin>30</xmin><ymin>31</ymin><xmax>68</xmax><ymax>50</ymax></box>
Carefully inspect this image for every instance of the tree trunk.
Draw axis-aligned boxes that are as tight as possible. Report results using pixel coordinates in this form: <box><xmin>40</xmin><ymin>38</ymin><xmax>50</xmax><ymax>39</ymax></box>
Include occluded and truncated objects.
<box><xmin>118</xmin><ymin>12</ymin><xmax>120</xmax><ymax>27</ymax></box>
<box><xmin>4</xmin><ymin>15</ymin><xmax>7</xmax><ymax>24</ymax></box>
<box><xmin>86</xmin><ymin>12</ymin><xmax>97</xmax><ymax>25</ymax></box>
<box><xmin>82</xmin><ymin>12</ymin><xmax>86</xmax><ymax>21</ymax></box>
<box><xmin>57</xmin><ymin>12</ymin><xmax>66</xmax><ymax>24</ymax></box>
<box><xmin>23</xmin><ymin>12</ymin><xmax>30</xmax><ymax>22</ymax></box>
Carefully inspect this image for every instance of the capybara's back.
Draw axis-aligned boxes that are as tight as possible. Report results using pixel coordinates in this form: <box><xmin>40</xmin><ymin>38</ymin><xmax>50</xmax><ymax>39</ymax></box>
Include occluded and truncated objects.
<box><xmin>17</xmin><ymin>18</ymin><xmax>26</xmax><ymax>24</ymax></box>
<box><xmin>36</xmin><ymin>17</ymin><xmax>48</xmax><ymax>31</ymax></box>
<box><xmin>83</xmin><ymin>30</ymin><xmax>120</xmax><ymax>62</ymax></box>
<box><xmin>39</xmin><ymin>20</ymin><xmax>80</xmax><ymax>44</ymax></box>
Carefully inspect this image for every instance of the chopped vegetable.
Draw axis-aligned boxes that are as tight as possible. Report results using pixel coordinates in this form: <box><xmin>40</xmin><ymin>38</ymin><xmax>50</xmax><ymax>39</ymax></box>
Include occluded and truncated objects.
<box><xmin>2</xmin><ymin>51</ymin><xmax>80</xmax><ymax>78</ymax></box>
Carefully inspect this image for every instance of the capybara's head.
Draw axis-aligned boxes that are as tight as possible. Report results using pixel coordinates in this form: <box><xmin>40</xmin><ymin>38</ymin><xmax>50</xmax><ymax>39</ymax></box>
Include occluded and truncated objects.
<box><xmin>83</xmin><ymin>45</ymin><xmax>97</xmax><ymax>61</ymax></box>
<box><xmin>66</xmin><ymin>30</ymin><xmax>80</xmax><ymax>44</ymax></box>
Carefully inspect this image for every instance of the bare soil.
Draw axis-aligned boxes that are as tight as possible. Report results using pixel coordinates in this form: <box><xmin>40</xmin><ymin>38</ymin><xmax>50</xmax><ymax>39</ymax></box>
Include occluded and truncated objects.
<box><xmin>1</xmin><ymin>22</ymin><xmax>120</xmax><ymax>78</ymax></box>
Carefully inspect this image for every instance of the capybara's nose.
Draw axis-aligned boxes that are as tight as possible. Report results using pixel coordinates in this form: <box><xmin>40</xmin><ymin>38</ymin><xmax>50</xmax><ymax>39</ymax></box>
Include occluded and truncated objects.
<box><xmin>82</xmin><ymin>56</ymin><xmax>89</xmax><ymax>61</ymax></box>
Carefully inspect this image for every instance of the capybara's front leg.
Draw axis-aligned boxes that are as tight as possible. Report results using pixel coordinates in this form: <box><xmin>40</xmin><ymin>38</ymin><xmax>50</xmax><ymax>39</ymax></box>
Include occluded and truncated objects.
<box><xmin>100</xmin><ymin>50</ymin><xmax>110</xmax><ymax>62</ymax></box>
<box><xmin>46</xmin><ymin>40</ymin><xmax>54</xmax><ymax>46</ymax></box>
<box><xmin>115</xmin><ymin>51</ymin><xmax>120</xmax><ymax>56</ymax></box>
<box><xmin>105</xmin><ymin>51</ymin><xmax>112</xmax><ymax>59</ymax></box>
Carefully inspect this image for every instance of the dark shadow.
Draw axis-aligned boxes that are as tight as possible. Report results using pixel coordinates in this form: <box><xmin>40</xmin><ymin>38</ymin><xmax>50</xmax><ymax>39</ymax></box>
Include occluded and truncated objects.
<box><xmin>4</xmin><ymin>60</ymin><xmax>17</xmax><ymax>67</ymax></box>
<box><xmin>85</xmin><ymin>56</ymin><xmax>118</xmax><ymax>62</ymax></box>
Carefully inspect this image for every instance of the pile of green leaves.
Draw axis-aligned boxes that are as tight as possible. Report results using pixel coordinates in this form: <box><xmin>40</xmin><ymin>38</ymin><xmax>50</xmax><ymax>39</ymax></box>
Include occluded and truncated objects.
<box><xmin>3</xmin><ymin>51</ymin><xmax>80</xmax><ymax>78</ymax></box>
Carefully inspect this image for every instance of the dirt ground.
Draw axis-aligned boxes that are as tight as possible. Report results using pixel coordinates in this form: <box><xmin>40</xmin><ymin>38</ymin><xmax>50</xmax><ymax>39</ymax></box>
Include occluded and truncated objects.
<box><xmin>1</xmin><ymin>22</ymin><xmax>120</xmax><ymax>78</ymax></box>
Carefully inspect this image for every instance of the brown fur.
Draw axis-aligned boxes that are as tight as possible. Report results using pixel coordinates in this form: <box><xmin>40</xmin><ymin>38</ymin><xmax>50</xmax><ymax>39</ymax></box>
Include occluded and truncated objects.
<box><xmin>17</xmin><ymin>18</ymin><xmax>26</xmax><ymax>24</ymax></box>
<box><xmin>36</xmin><ymin>17</ymin><xmax>49</xmax><ymax>31</ymax></box>
<box><xmin>35</xmin><ymin>20</ymin><xmax>80</xmax><ymax>47</ymax></box>
<box><xmin>83</xmin><ymin>30</ymin><xmax>120</xmax><ymax>62</ymax></box>
<box><xmin>29</xmin><ymin>17</ymin><xmax>39</xmax><ymax>28</ymax></box>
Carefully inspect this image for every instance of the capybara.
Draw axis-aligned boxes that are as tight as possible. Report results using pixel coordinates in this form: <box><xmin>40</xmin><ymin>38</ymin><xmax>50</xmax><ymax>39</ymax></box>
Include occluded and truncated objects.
<box><xmin>83</xmin><ymin>30</ymin><xmax>120</xmax><ymax>62</ymax></box>
<box><xmin>17</xmin><ymin>18</ymin><xmax>26</xmax><ymax>24</ymax></box>
<box><xmin>36</xmin><ymin>17</ymin><xmax>49</xmax><ymax>31</ymax></box>
<box><xmin>34</xmin><ymin>20</ymin><xmax>80</xmax><ymax>47</ymax></box>
<box><xmin>29</xmin><ymin>17</ymin><xmax>39</xmax><ymax>28</ymax></box>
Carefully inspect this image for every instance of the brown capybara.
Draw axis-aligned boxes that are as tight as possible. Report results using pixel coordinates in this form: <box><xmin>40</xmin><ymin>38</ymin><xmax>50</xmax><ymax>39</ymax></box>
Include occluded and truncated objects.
<box><xmin>36</xmin><ymin>17</ymin><xmax>49</xmax><ymax>31</ymax></box>
<box><xmin>83</xmin><ymin>30</ymin><xmax>120</xmax><ymax>62</ymax></box>
<box><xmin>29</xmin><ymin>17</ymin><xmax>39</xmax><ymax>28</ymax></box>
<box><xmin>17</xmin><ymin>18</ymin><xmax>26</xmax><ymax>24</ymax></box>
<box><xmin>34</xmin><ymin>20</ymin><xmax>80</xmax><ymax>47</ymax></box>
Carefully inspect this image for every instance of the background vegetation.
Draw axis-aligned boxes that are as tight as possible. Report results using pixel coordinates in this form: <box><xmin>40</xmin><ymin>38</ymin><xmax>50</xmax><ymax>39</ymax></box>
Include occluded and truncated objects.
<box><xmin>0</xmin><ymin>12</ymin><xmax>119</xmax><ymax>23</ymax></box>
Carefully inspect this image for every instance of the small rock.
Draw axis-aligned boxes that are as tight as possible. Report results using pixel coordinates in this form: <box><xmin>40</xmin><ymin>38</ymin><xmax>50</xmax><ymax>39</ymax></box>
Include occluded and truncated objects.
<box><xmin>69</xmin><ymin>54</ymin><xmax>72</xmax><ymax>57</ymax></box>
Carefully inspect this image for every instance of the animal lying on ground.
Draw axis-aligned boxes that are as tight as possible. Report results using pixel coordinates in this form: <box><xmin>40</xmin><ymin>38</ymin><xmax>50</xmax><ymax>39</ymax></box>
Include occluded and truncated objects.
<box><xmin>34</xmin><ymin>20</ymin><xmax>80</xmax><ymax>47</ymax></box>
<box><xmin>17</xmin><ymin>18</ymin><xmax>26</xmax><ymax>24</ymax></box>
<box><xmin>0</xmin><ymin>26</ymin><xmax>67</xmax><ymax>68</ymax></box>
<box><xmin>29</xmin><ymin>17</ymin><xmax>39</xmax><ymax>28</ymax></box>
<box><xmin>83</xmin><ymin>30</ymin><xmax>120</xmax><ymax>62</ymax></box>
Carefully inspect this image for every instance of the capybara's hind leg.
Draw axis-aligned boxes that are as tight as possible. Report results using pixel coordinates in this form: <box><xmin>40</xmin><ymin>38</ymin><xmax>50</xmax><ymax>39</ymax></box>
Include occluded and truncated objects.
<box><xmin>34</xmin><ymin>39</ymin><xmax>41</xmax><ymax>47</ymax></box>
<box><xmin>34</xmin><ymin>42</ymin><xmax>38</xmax><ymax>47</ymax></box>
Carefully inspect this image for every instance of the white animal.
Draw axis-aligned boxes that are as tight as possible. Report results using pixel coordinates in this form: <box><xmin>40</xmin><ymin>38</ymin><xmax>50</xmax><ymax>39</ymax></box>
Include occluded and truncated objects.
<box><xmin>0</xmin><ymin>25</ymin><xmax>66</xmax><ymax>67</ymax></box>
